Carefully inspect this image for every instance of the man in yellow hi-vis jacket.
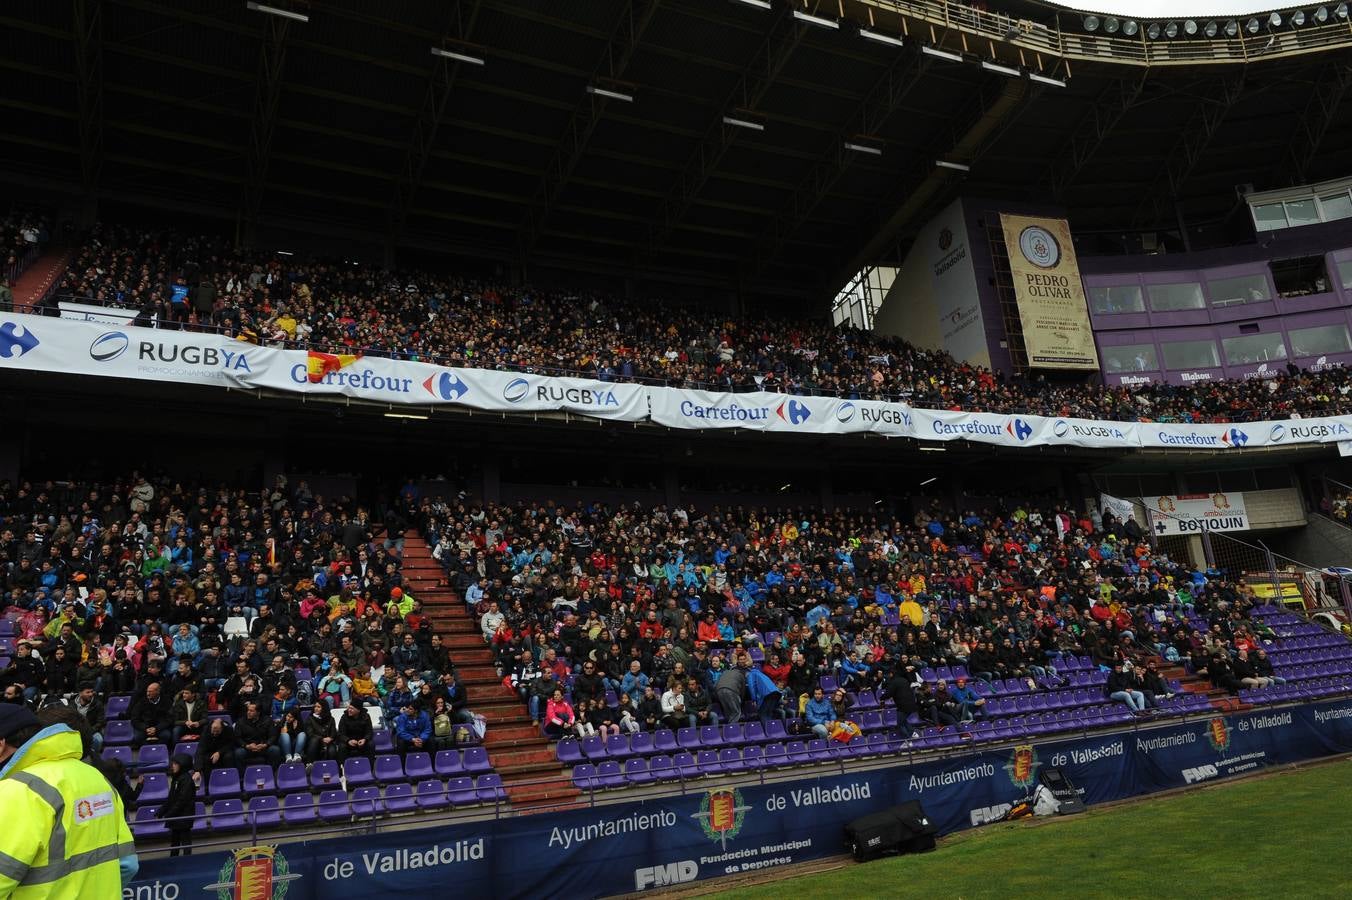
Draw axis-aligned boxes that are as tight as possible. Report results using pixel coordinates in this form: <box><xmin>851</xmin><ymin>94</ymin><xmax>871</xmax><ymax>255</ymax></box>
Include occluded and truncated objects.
<box><xmin>0</xmin><ymin>704</ymin><xmax>139</xmax><ymax>899</ymax></box>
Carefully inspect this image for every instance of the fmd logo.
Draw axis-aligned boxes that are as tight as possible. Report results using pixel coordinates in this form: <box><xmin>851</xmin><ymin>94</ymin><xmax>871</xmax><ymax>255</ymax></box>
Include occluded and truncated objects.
<box><xmin>776</xmin><ymin>399</ymin><xmax>811</xmax><ymax>426</ymax></box>
<box><xmin>1006</xmin><ymin>418</ymin><xmax>1033</xmax><ymax>441</ymax></box>
<box><xmin>89</xmin><ymin>331</ymin><xmax>129</xmax><ymax>362</ymax></box>
<box><xmin>835</xmin><ymin>401</ymin><xmax>856</xmax><ymax>424</ymax></box>
<box><xmin>502</xmin><ymin>377</ymin><xmax>530</xmax><ymax>403</ymax></box>
<box><xmin>422</xmin><ymin>372</ymin><xmax>469</xmax><ymax>401</ymax></box>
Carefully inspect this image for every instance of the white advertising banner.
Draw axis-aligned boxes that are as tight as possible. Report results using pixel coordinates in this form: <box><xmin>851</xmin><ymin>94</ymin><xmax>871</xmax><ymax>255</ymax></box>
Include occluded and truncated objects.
<box><xmin>59</xmin><ymin>300</ymin><xmax>151</xmax><ymax>325</ymax></box>
<box><xmin>1099</xmin><ymin>494</ymin><xmax>1139</xmax><ymax>525</ymax></box>
<box><xmin>924</xmin><ymin>199</ymin><xmax>990</xmax><ymax>368</ymax></box>
<box><xmin>1</xmin><ymin>312</ymin><xmax>1351</xmax><ymax>454</ymax></box>
<box><xmin>1145</xmin><ymin>493</ymin><xmax>1250</xmax><ymax>535</ymax></box>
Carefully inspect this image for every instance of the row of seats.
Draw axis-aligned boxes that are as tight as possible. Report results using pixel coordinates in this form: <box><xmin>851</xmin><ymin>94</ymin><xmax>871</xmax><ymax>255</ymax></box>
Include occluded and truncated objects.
<box><xmin>129</xmin><ymin>775</ymin><xmax>507</xmax><ymax>835</ymax></box>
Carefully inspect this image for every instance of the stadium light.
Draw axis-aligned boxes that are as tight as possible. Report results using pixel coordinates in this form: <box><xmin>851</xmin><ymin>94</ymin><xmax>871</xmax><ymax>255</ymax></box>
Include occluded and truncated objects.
<box><xmin>1029</xmin><ymin>72</ymin><xmax>1066</xmax><ymax>87</ymax></box>
<box><xmin>792</xmin><ymin>10</ymin><xmax>838</xmax><ymax>29</ymax></box>
<box><xmin>1147</xmin><ymin>23</ymin><xmax>1162</xmax><ymax>39</ymax></box>
<box><xmin>935</xmin><ymin>160</ymin><xmax>970</xmax><ymax>172</ymax></box>
<box><xmin>1291</xmin><ymin>10</ymin><xmax>1306</xmax><ymax>25</ymax></box>
<box><xmin>1269</xmin><ymin>12</ymin><xmax>1283</xmax><ymax>27</ymax></box>
<box><xmin>1246</xmin><ymin>17</ymin><xmax>1261</xmax><ymax>33</ymax></box>
<box><xmin>1204</xmin><ymin>21</ymin><xmax>1218</xmax><ymax>37</ymax></box>
<box><xmin>384</xmin><ymin>412</ymin><xmax>429</xmax><ymax>420</ymax></box>
<box><xmin>1314</xmin><ymin>6</ymin><xmax>1330</xmax><ymax>23</ymax></box>
<box><xmin>919</xmin><ymin>477</ymin><xmax>938</xmax><ymax>486</ymax></box>
<box><xmin>586</xmin><ymin>85</ymin><xmax>634</xmax><ymax>102</ymax></box>
<box><xmin>1122</xmin><ymin>20</ymin><xmax>1139</xmax><ymax>36</ymax></box>
<box><xmin>1164</xmin><ymin>21</ymin><xmax>1179</xmax><ymax>38</ymax></box>
<box><xmin>922</xmin><ymin>45</ymin><xmax>964</xmax><ymax>62</ymax></box>
<box><xmin>1083</xmin><ymin>15</ymin><xmax>1100</xmax><ymax>31</ymax></box>
<box><xmin>1183</xmin><ymin>20</ymin><xmax>1198</xmax><ymax>35</ymax></box>
<box><xmin>246</xmin><ymin>2</ymin><xmax>309</xmax><ymax>22</ymax></box>
<box><xmin>1338</xmin><ymin>3</ymin><xmax>1349</xmax><ymax>21</ymax></box>
<box><xmin>843</xmin><ymin>140</ymin><xmax>883</xmax><ymax>156</ymax></box>
<box><xmin>432</xmin><ymin>46</ymin><xmax>485</xmax><ymax>65</ymax></box>
<box><xmin>1104</xmin><ymin>17</ymin><xmax>1120</xmax><ymax>34</ymax></box>
<box><xmin>981</xmin><ymin>61</ymin><xmax>1021</xmax><ymax>77</ymax></box>
<box><xmin>722</xmin><ymin>115</ymin><xmax>764</xmax><ymax>131</ymax></box>
<box><xmin>859</xmin><ymin>29</ymin><xmax>905</xmax><ymax>48</ymax></box>
<box><xmin>731</xmin><ymin>0</ymin><xmax>773</xmax><ymax>9</ymax></box>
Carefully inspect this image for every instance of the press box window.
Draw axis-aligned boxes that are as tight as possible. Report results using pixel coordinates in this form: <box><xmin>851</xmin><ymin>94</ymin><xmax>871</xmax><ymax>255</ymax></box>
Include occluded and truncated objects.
<box><xmin>1101</xmin><ymin>344</ymin><xmax>1158</xmax><ymax>373</ymax></box>
<box><xmin>1222</xmin><ymin>332</ymin><xmax>1287</xmax><ymax>365</ymax></box>
<box><xmin>1161</xmin><ymin>339</ymin><xmax>1220</xmax><ymax>369</ymax></box>
<box><xmin>1270</xmin><ymin>256</ymin><xmax>1332</xmax><ymax>297</ymax></box>
<box><xmin>1288</xmin><ymin>324</ymin><xmax>1352</xmax><ymax>358</ymax></box>
<box><xmin>1147</xmin><ymin>282</ymin><xmax>1205</xmax><ymax>312</ymax></box>
<box><xmin>1088</xmin><ymin>285</ymin><xmax>1146</xmax><ymax>314</ymax></box>
<box><xmin>1337</xmin><ymin>259</ymin><xmax>1352</xmax><ymax>290</ymax></box>
<box><xmin>1252</xmin><ymin>203</ymin><xmax>1288</xmax><ymax>232</ymax></box>
<box><xmin>1207</xmin><ymin>274</ymin><xmax>1270</xmax><ymax>307</ymax></box>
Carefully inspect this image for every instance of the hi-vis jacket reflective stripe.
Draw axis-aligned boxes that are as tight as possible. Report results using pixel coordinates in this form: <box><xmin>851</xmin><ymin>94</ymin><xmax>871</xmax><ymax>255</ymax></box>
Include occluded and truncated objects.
<box><xmin>0</xmin><ymin>724</ymin><xmax>137</xmax><ymax>900</ymax></box>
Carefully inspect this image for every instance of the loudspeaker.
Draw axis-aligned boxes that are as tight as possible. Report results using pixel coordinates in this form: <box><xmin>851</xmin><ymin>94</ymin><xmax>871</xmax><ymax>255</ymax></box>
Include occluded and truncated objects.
<box><xmin>1039</xmin><ymin>767</ymin><xmax>1086</xmax><ymax>815</ymax></box>
<box><xmin>843</xmin><ymin>801</ymin><xmax>937</xmax><ymax>862</ymax></box>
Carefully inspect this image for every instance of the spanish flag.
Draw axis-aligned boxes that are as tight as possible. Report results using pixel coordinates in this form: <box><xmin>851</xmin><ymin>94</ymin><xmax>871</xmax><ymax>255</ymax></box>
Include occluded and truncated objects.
<box><xmin>305</xmin><ymin>350</ymin><xmax>362</xmax><ymax>383</ymax></box>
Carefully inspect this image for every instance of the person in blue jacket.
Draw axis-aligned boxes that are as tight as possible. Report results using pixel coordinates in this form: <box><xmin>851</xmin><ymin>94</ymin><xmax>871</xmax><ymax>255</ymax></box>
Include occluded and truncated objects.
<box><xmin>745</xmin><ymin>665</ymin><xmax>783</xmax><ymax>726</ymax></box>
<box><xmin>393</xmin><ymin>702</ymin><xmax>432</xmax><ymax>753</ymax></box>
<box><xmin>804</xmin><ymin>686</ymin><xmax>836</xmax><ymax>739</ymax></box>
<box><xmin>839</xmin><ymin>651</ymin><xmax>872</xmax><ymax>689</ymax></box>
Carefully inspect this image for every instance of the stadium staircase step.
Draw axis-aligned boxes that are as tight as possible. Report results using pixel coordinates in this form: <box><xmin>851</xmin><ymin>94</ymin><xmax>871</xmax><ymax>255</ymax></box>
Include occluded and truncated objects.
<box><xmin>11</xmin><ymin>245</ymin><xmax>72</xmax><ymax>309</ymax></box>
<box><xmin>1156</xmin><ymin>661</ymin><xmax>1253</xmax><ymax>713</ymax></box>
<box><xmin>403</xmin><ymin>530</ymin><xmax>579</xmax><ymax>812</ymax></box>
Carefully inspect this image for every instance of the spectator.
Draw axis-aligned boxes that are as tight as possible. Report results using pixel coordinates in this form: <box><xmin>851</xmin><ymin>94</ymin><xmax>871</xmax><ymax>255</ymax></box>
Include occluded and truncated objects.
<box><xmin>159</xmin><ymin>754</ymin><xmax>198</xmax><ymax>857</ymax></box>
<box><xmin>543</xmin><ymin>689</ymin><xmax>575</xmax><ymax>738</ymax></box>
<box><xmin>804</xmin><ymin>686</ymin><xmax>835</xmax><ymax>739</ymax></box>
<box><xmin>336</xmin><ymin>701</ymin><xmax>374</xmax><ymax>762</ymax></box>
<box><xmin>235</xmin><ymin>701</ymin><xmax>280</xmax><ymax>767</ymax></box>
<box><xmin>195</xmin><ymin>717</ymin><xmax>238</xmax><ymax>779</ymax></box>
<box><xmin>393</xmin><ymin>702</ymin><xmax>432</xmax><ymax>753</ymax></box>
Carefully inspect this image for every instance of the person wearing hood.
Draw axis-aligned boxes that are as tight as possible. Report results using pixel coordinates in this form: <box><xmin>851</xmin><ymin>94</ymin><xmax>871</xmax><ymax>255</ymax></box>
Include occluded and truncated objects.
<box><xmin>160</xmin><ymin>753</ymin><xmax>198</xmax><ymax>857</ymax></box>
<box><xmin>0</xmin><ymin>704</ymin><xmax>139</xmax><ymax>895</ymax></box>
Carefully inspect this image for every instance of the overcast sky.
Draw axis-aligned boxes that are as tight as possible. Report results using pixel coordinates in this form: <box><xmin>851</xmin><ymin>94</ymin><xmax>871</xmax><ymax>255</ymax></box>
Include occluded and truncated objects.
<box><xmin>1067</xmin><ymin>2</ymin><xmax>1314</xmax><ymax>15</ymax></box>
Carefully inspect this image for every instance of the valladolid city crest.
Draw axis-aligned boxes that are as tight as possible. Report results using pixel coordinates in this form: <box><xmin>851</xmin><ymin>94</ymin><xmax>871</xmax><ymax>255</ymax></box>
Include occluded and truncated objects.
<box><xmin>204</xmin><ymin>845</ymin><xmax>301</xmax><ymax>900</ymax></box>
<box><xmin>692</xmin><ymin>788</ymin><xmax>751</xmax><ymax>850</ymax></box>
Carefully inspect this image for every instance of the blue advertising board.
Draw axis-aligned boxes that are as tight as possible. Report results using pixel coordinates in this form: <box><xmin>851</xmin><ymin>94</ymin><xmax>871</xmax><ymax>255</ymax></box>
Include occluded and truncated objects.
<box><xmin>125</xmin><ymin>697</ymin><xmax>1352</xmax><ymax>900</ymax></box>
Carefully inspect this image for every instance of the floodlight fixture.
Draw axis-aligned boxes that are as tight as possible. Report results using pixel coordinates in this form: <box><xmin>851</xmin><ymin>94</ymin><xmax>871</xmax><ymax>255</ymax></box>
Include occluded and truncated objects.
<box><xmin>1104</xmin><ymin>17</ymin><xmax>1120</xmax><ymax>34</ymax></box>
<box><xmin>1183</xmin><ymin>20</ymin><xmax>1198</xmax><ymax>35</ymax></box>
<box><xmin>922</xmin><ymin>45</ymin><xmax>964</xmax><ymax>62</ymax></box>
<box><xmin>843</xmin><ymin>140</ymin><xmax>883</xmax><ymax>156</ymax></box>
<box><xmin>792</xmin><ymin>10</ymin><xmax>838</xmax><ymax>29</ymax></box>
<box><xmin>1314</xmin><ymin>6</ymin><xmax>1330</xmax><ymax>23</ymax></box>
<box><xmin>246</xmin><ymin>2</ymin><xmax>308</xmax><ymax>22</ymax></box>
<box><xmin>1147</xmin><ymin>23</ymin><xmax>1162</xmax><ymax>39</ymax></box>
<box><xmin>586</xmin><ymin>85</ymin><xmax>633</xmax><ymax>102</ymax></box>
<box><xmin>1029</xmin><ymin>72</ymin><xmax>1066</xmax><ymax>87</ymax></box>
<box><xmin>432</xmin><ymin>46</ymin><xmax>485</xmax><ymax>65</ymax></box>
<box><xmin>1204</xmin><ymin>21</ymin><xmax>1218</xmax><ymax>37</ymax></box>
<box><xmin>1083</xmin><ymin>15</ymin><xmax>1100</xmax><ymax>31</ymax></box>
<box><xmin>1224</xmin><ymin>20</ymin><xmax>1239</xmax><ymax>37</ymax></box>
<box><xmin>1164</xmin><ymin>21</ymin><xmax>1179</xmax><ymax>38</ymax></box>
<box><xmin>935</xmin><ymin>160</ymin><xmax>971</xmax><ymax>172</ymax></box>
<box><xmin>1291</xmin><ymin>10</ymin><xmax>1306</xmax><ymax>25</ymax></box>
<box><xmin>1246</xmin><ymin>17</ymin><xmax>1261</xmax><ymax>33</ymax></box>
<box><xmin>859</xmin><ymin>29</ymin><xmax>905</xmax><ymax>48</ymax></box>
<box><xmin>722</xmin><ymin>115</ymin><xmax>764</xmax><ymax>131</ymax></box>
<box><xmin>1122</xmin><ymin>20</ymin><xmax>1139</xmax><ymax>36</ymax></box>
<box><xmin>981</xmin><ymin>60</ymin><xmax>1021</xmax><ymax>77</ymax></box>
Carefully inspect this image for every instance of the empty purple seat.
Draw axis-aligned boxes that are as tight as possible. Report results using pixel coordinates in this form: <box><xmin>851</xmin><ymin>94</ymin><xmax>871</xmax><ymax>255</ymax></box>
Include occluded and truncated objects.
<box><xmin>242</xmin><ymin>765</ymin><xmax>275</xmax><ymax>795</ymax></box>
<box><xmin>572</xmin><ymin>764</ymin><xmax>597</xmax><ymax>791</ymax></box>
<box><xmin>629</xmin><ymin>732</ymin><xmax>654</xmax><ymax>755</ymax></box>
<box><xmin>248</xmin><ymin>795</ymin><xmax>281</xmax><ymax>829</ymax></box>
<box><xmin>653</xmin><ymin>729</ymin><xmax>678</xmax><ymax>753</ymax></box>
<box><xmin>283</xmin><ymin>792</ymin><xmax>317</xmax><ymax>825</ymax></box>
<box><xmin>374</xmin><ymin>754</ymin><xmax>404</xmax><ymax>783</ymax></box>
<box><xmin>373</xmin><ymin>729</ymin><xmax>394</xmax><ymax>753</ymax></box>
<box><xmin>806</xmin><ymin>739</ymin><xmax>834</xmax><ymax>761</ymax></box>
<box><xmin>595</xmin><ymin>761</ymin><xmax>625</xmax><ymax>788</ymax></box>
<box><xmin>403</xmin><ymin>752</ymin><xmax>434</xmax><ymax>781</ymax></box>
<box><xmin>676</xmin><ymin>727</ymin><xmax>701</xmax><ymax>749</ymax></box>
<box><xmin>785</xmin><ymin>741</ymin><xmax>811</xmax><ymax>765</ymax></box>
<box><xmin>475</xmin><ymin>773</ymin><xmax>506</xmax><ymax>803</ymax></box>
<box><xmin>318</xmin><ymin>790</ymin><xmax>350</xmax><ymax>822</ymax></box>
<box><xmin>672</xmin><ymin>751</ymin><xmax>697</xmax><ymax>779</ymax></box>
<box><xmin>136</xmin><ymin>772</ymin><xmax>169</xmax><ymax>805</ymax></box>
<box><xmin>131</xmin><ymin>806</ymin><xmax>166</xmax><ymax>838</ymax></box>
<box><xmin>820</xmin><ymin>676</ymin><xmax>838</xmax><ymax>693</ymax></box>
<box><xmin>350</xmin><ymin>785</ymin><xmax>382</xmax><ymax>817</ymax></box>
<box><xmin>695</xmin><ymin>750</ymin><xmax>723</xmax><ymax>776</ymax></box>
<box><xmin>855</xmin><ymin>690</ymin><xmax>878</xmax><ymax>709</ymax></box>
<box><xmin>742</xmin><ymin>745</ymin><xmax>764</xmax><ymax>769</ymax></box>
<box><xmin>462</xmin><ymin>747</ymin><xmax>491</xmax><ymax>773</ymax></box>
<box><xmin>383</xmin><ymin>783</ymin><xmax>415</xmax><ymax>813</ymax></box>
<box><xmin>764</xmin><ymin>720</ymin><xmax>789</xmax><ymax>741</ymax></box>
<box><xmin>742</xmin><ymin>722</ymin><xmax>766</xmax><ymax>744</ymax></box>
<box><xmin>106</xmin><ymin>696</ymin><xmax>131</xmax><ymax>719</ymax></box>
<box><xmin>603</xmin><ymin>734</ymin><xmax>632</xmax><ymax>759</ymax></box>
<box><xmin>104</xmin><ymin>721</ymin><xmax>134</xmax><ymax>746</ymax></box>
<box><xmin>172</xmin><ymin>741</ymin><xmax>198</xmax><ymax>761</ymax></box>
<box><xmin>310</xmin><ymin>760</ymin><xmax>342</xmax><ymax>789</ymax></box>
<box><xmin>344</xmin><ymin>756</ymin><xmax>375</xmax><ymax>787</ymax></box>
<box><xmin>698</xmin><ymin>725</ymin><xmax>721</xmax><ymax>745</ymax></box>
<box><xmin>276</xmin><ymin>762</ymin><xmax>308</xmax><ymax>793</ymax></box>
<box><xmin>581</xmin><ymin>735</ymin><xmax>608</xmax><ymax>760</ymax></box>
<box><xmin>102</xmin><ymin>746</ymin><xmax>133</xmax><ymax>767</ymax></box>
<box><xmin>556</xmin><ymin>739</ymin><xmax>583</xmax><ymax>764</ymax></box>
<box><xmin>722</xmin><ymin>724</ymin><xmax>746</xmax><ymax>745</ymax></box>
<box><xmin>415</xmin><ymin>779</ymin><xmax>448</xmax><ymax>810</ymax></box>
<box><xmin>719</xmin><ymin>747</ymin><xmax>743</xmax><ymax>772</ymax></box>
<box><xmin>209</xmin><ymin>798</ymin><xmax>246</xmax><ymax>831</ymax></box>
<box><xmin>433</xmin><ymin>749</ymin><xmax>463</xmax><ymax>776</ymax></box>
<box><xmin>624</xmin><ymin>758</ymin><xmax>654</xmax><ymax>785</ymax></box>
<box><xmin>762</xmin><ymin>742</ymin><xmax>789</xmax><ymax>768</ymax></box>
<box><xmin>648</xmin><ymin>754</ymin><xmax>677</xmax><ymax>782</ymax></box>
<box><xmin>208</xmin><ymin>767</ymin><xmax>241</xmax><ymax>799</ymax></box>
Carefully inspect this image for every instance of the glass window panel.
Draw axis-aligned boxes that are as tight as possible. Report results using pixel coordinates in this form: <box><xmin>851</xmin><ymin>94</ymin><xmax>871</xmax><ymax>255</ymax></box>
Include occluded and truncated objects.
<box><xmin>1288</xmin><ymin>324</ymin><xmax>1352</xmax><ymax>358</ymax></box>
<box><xmin>1207</xmin><ymin>274</ymin><xmax>1271</xmax><ymax>307</ymax></box>
<box><xmin>1222</xmin><ymin>332</ymin><xmax>1288</xmax><ymax>365</ymax></box>
<box><xmin>1285</xmin><ymin>198</ymin><xmax>1319</xmax><ymax>226</ymax></box>
<box><xmin>1337</xmin><ymin>259</ymin><xmax>1352</xmax><ymax>290</ymax></box>
<box><xmin>1161</xmin><ymin>339</ymin><xmax>1220</xmax><ymax>369</ymax></box>
<box><xmin>1253</xmin><ymin>203</ymin><xmax>1287</xmax><ymax>231</ymax></box>
<box><xmin>1147</xmin><ymin>282</ymin><xmax>1205</xmax><ymax>311</ymax></box>
<box><xmin>1088</xmin><ymin>285</ymin><xmax>1145</xmax><ymax>314</ymax></box>
<box><xmin>1320</xmin><ymin>192</ymin><xmax>1352</xmax><ymax>221</ymax></box>
<box><xmin>1101</xmin><ymin>344</ymin><xmax>1159</xmax><ymax>373</ymax></box>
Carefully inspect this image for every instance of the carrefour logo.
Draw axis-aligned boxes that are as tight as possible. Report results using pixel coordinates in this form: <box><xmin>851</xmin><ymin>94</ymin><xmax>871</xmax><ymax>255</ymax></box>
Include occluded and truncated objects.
<box><xmin>1220</xmin><ymin>428</ymin><xmax>1249</xmax><ymax>448</ymax></box>
<box><xmin>1052</xmin><ymin>419</ymin><xmax>1069</xmax><ymax>438</ymax></box>
<box><xmin>422</xmin><ymin>372</ymin><xmax>469</xmax><ymax>401</ymax></box>
<box><xmin>1269</xmin><ymin>423</ymin><xmax>1285</xmax><ymax>443</ymax></box>
<box><xmin>503</xmin><ymin>377</ymin><xmax>530</xmax><ymax>403</ymax></box>
<box><xmin>836</xmin><ymin>402</ymin><xmax>856</xmax><ymax>424</ymax></box>
<box><xmin>89</xmin><ymin>331</ymin><xmax>129</xmax><ymax>362</ymax></box>
<box><xmin>1006</xmin><ymin>418</ymin><xmax>1033</xmax><ymax>441</ymax></box>
<box><xmin>0</xmin><ymin>322</ymin><xmax>40</xmax><ymax>359</ymax></box>
<box><xmin>776</xmin><ymin>399</ymin><xmax>811</xmax><ymax>426</ymax></box>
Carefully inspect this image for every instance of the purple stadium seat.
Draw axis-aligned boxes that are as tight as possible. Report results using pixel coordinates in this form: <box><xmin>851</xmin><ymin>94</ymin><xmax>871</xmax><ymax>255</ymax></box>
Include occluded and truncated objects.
<box><xmin>310</xmin><ymin>760</ymin><xmax>342</xmax><ymax>789</ymax></box>
<box><xmin>403</xmin><ymin>752</ymin><xmax>434</xmax><ymax>781</ymax></box>
<box><xmin>672</xmin><ymin>751</ymin><xmax>697</xmax><ymax>779</ymax></box>
<box><xmin>433</xmin><ymin>749</ymin><xmax>464</xmax><ymax>776</ymax></box>
<box><xmin>105</xmin><ymin>696</ymin><xmax>131</xmax><ymax>719</ymax></box>
<box><xmin>415</xmin><ymin>779</ymin><xmax>449</xmax><ymax>810</ymax></box>
<box><xmin>209</xmin><ymin>799</ymin><xmax>246</xmax><ymax>831</ymax></box>
<box><xmin>785</xmin><ymin>741</ymin><xmax>811</xmax><ymax>765</ymax></box>
<box><xmin>248</xmin><ymin>795</ymin><xmax>281</xmax><ymax>829</ymax></box>
<box><xmin>699</xmin><ymin>725</ymin><xmax>721</xmax><ymax>745</ymax></box>
<box><xmin>343</xmin><ymin>756</ymin><xmax>375</xmax><ymax>787</ymax></box>
<box><xmin>132</xmin><ymin>806</ymin><xmax>166</xmax><ymax>838</ymax></box>
<box><xmin>475</xmin><ymin>773</ymin><xmax>507</xmax><ymax>803</ymax></box>
<box><xmin>208</xmin><ymin>767</ymin><xmax>241</xmax><ymax>799</ymax></box>
<box><xmin>242</xmin><ymin>765</ymin><xmax>275</xmax><ymax>795</ymax></box>
<box><xmin>373</xmin><ymin>729</ymin><xmax>394</xmax><ymax>754</ymax></box>
<box><xmin>556</xmin><ymin>739</ymin><xmax>583</xmax><ymax>764</ymax></box>
<box><xmin>374</xmin><ymin>754</ymin><xmax>404</xmax><ymax>783</ymax></box>
<box><xmin>136</xmin><ymin>772</ymin><xmax>169</xmax><ymax>805</ymax></box>
<box><xmin>762</xmin><ymin>743</ymin><xmax>789</xmax><ymax>768</ymax></box>
<box><xmin>282</xmin><ymin>792</ymin><xmax>317</xmax><ymax>825</ymax></box>
<box><xmin>172</xmin><ymin>741</ymin><xmax>198</xmax><ymax>761</ymax></box>
<box><xmin>742</xmin><ymin>745</ymin><xmax>765</xmax><ymax>770</ymax></box>
<box><xmin>624</xmin><ymin>758</ymin><xmax>654</xmax><ymax>785</ymax></box>
<box><xmin>676</xmin><ymin>727</ymin><xmax>701</xmax><ymax>749</ymax></box>
<box><xmin>764</xmin><ymin>720</ymin><xmax>789</xmax><ymax>741</ymax></box>
<box><xmin>718</xmin><ymin>747</ymin><xmax>744</xmax><ymax>772</ymax></box>
<box><xmin>101</xmin><ymin>746</ymin><xmax>133</xmax><ymax>767</ymax></box>
<box><xmin>742</xmin><ymin>722</ymin><xmax>766</xmax><ymax>743</ymax></box>
<box><xmin>648</xmin><ymin>754</ymin><xmax>677</xmax><ymax>782</ymax></box>
<box><xmin>696</xmin><ymin>749</ymin><xmax>723</xmax><ymax>776</ymax></box>
<box><xmin>318</xmin><ymin>790</ymin><xmax>350</xmax><ymax>822</ymax></box>
<box><xmin>383</xmin><ymin>783</ymin><xmax>415</xmax><ymax>813</ymax></box>
<box><xmin>721</xmin><ymin>724</ymin><xmax>746</xmax><ymax>745</ymax></box>
<box><xmin>571</xmin><ymin>765</ymin><xmax>597</xmax><ymax>792</ymax></box>
<box><xmin>605</xmin><ymin>734</ymin><xmax>633</xmax><ymax>759</ymax></box>
<box><xmin>104</xmin><ymin>721</ymin><xmax>133</xmax><ymax>746</ymax></box>
<box><xmin>580</xmin><ymin>735</ymin><xmax>608</xmax><ymax>760</ymax></box>
<box><xmin>653</xmin><ymin>729</ymin><xmax>678</xmax><ymax>753</ymax></box>
<box><xmin>350</xmin><ymin>786</ymin><xmax>382</xmax><ymax>817</ymax></box>
<box><xmin>462</xmin><ymin>746</ymin><xmax>491</xmax><ymax>773</ymax></box>
<box><xmin>276</xmin><ymin>762</ymin><xmax>308</xmax><ymax>793</ymax></box>
<box><xmin>630</xmin><ymin>732</ymin><xmax>654</xmax><ymax>755</ymax></box>
<box><xmin>595</xmin><ymin>761</ymin><xmax>625</xmax><ymax>788</ymax></box>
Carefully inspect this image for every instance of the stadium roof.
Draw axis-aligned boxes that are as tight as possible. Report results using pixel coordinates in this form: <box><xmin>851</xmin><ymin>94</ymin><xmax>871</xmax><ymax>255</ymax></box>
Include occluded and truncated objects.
<box><xmin>3</xmin><ymin>0</ymin><xmax>1351</xmax><ymax>304</ymax></box>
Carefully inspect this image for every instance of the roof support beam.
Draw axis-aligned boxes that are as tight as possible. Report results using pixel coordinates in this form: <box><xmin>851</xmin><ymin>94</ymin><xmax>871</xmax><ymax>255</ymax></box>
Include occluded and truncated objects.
<box><xmin>644</xmin><ymin>2</ymin><xmax>807</xmax><ymax>254</ymax></box>
<box><xmin>1278</xmin><ymin>59</ymin><xmax>1352</xmax><ymax>186</ymax></box>
<box><xmin>387</xmin><ymin>1</ymin><xmax>483</xmax><ymax>251</ymax></box>
<box><xmin>754</xmin><ymin>44</ymin><xmax>928</xmax><ymax>273</ymax></box>
<box><xmin>518</xmin><ymin>0</ymin><xmax>662</xmax><ymax>259</ymax></box>
<box><xmin>242</xmin><ymin>7</ymin><xmax>294</xmax><ymax>237</ymax></box>
<box><xmin>73</xmin><ymin>0</ymin><xmax>104</xmax><ymax>196</ymax></box>
<box><xmin>1047</xmin><ymin>74</ymin><xmax>1148</xmax><ymax>200</ymax></box>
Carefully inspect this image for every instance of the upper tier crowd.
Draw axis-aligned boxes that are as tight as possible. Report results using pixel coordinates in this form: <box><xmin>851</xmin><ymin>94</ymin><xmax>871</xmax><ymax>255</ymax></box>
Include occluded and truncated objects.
<box><xmin>53</xmin><ymin>223</ymin><xmax>1352</xmax><ymax>423</ymax></box>
<box><xmin>418</xmin><ymin>490</ymin><xmax>1280</xmax><ymax>735</ymax></box>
